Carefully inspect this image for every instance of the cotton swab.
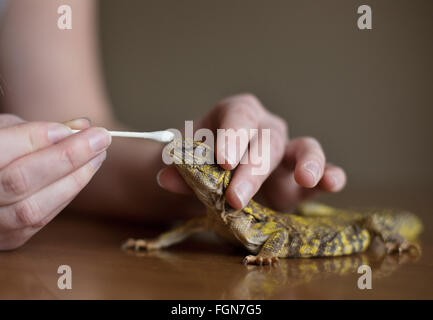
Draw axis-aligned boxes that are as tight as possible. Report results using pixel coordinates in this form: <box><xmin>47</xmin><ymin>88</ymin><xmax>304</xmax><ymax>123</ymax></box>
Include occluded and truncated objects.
<box><xmin>71</xmin><ymin>129</ymin><xmax>175</xmax><ymax>143</ymax></box>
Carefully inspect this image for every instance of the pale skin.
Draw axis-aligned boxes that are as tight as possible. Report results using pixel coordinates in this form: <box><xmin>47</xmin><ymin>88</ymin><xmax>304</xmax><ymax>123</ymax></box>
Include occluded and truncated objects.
<box><xmin>0</xmin><ymin>0</ymin><xmax>346</xmax><ymax>250</ymax></box>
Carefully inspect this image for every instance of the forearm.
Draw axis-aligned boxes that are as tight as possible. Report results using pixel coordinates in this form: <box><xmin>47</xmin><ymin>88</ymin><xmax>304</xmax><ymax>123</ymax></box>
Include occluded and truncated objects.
<box><xmin>0</xmin><ymin>0</ymin><xmax>201</xmax><ymax>221</ymax></box>
<box><xmin>0</xmin><ymin>0</ymin><xmax>113</xmax><ymax>125</ymax></box>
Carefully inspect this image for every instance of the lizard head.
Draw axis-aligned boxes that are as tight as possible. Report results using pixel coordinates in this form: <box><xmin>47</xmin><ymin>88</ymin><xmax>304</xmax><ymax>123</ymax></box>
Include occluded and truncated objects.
<box><xmin>166</xmin><ymin>138</ymin><xmax>232</xmax><ymax>209</ymax></box>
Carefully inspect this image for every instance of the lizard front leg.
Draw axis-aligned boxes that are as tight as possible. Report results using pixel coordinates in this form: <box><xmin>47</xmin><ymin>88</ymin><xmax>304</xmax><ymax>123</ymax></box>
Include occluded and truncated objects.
<box><xmin>243</xmin><ymin>229</ymin><xmax>288</xmax><ymax>266</ymax></box>
<box><xmin>122</xmin><ymin>216</ymin><xmax>208</xmax><ymax>251</ymax></box>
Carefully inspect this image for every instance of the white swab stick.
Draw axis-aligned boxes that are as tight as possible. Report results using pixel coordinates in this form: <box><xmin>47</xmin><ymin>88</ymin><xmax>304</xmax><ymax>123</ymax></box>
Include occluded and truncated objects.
<box><xmin>70</xmin><ymin>129</ymin><xmax>174</xmax><ymax>143</ymax></box>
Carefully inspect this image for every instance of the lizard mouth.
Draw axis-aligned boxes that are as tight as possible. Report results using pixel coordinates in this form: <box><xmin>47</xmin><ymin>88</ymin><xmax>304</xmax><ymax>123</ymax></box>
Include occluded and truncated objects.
<box><xmin>165</xmin><ymin>138</ymin><xmax>232</xmax><ymax>206</ymax></box>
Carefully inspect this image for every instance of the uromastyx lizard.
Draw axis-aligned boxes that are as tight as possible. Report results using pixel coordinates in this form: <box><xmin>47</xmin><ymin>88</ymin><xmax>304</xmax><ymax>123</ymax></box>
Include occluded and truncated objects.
<box><xmin>123</xmin><ymin>139</ymin><xmax>422</xmax><ymax>265</ymax></box>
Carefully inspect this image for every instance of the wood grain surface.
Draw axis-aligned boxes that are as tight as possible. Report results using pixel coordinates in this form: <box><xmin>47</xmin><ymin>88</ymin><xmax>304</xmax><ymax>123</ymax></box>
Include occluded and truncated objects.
<box><xmin>0</xmin><ymin>189</ymin><xmax>432</xmax><ymax>299</ymax></box>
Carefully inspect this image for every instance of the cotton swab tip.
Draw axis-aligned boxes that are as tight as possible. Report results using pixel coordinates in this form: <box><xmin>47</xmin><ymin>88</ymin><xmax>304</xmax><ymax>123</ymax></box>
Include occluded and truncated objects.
<box><xmin>152</xmin><ymin>130</ymin><xmax>175</xmax><ymax>143</ymax></box>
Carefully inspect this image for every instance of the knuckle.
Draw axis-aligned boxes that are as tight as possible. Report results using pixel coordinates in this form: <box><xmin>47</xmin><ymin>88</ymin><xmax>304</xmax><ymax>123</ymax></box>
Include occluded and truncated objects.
<box><xmin>59</xmin><ymin>139</ymin><xmax>86</xmax><ymax>170</ymax></box>
<box><xmin>1</xmin><ymin>166</ymin><xmax>29</xmax><ymax>196</ymax></box>
<box><xmin>215</xmin><ymin>101</ymin><xmax>259</xmax><ymax>129</ymax></box>
<box><xmin>271</xmin><ymin>115</ymin><xmax>288</xmax><ymax>137</ymax></box>
<box><xmin>232</xmin><ymin>103</ymin><xmax>259</xmax><ymax>127</ymax></box>
<box><xmin>215</xmin><ymin>101</ymin><xmax>229</xmax><ymax>115</ymax></box>
<box><xmin>32</xmin><ymin>216</ymin><xmax>50</xmax><ymax>229</ymax></box>
<box><xmin>238</xmin><ymin>94</ymin><xmax>263</xmax><ymax>112</ymax></box>
<box><xmin>62</xmin><ymin>148</ymin><xmax>77</xmax><ymax>170</ymax></box>
<box><xmin>299</xmin><ymin>136</ymin><xmax>322</xmax><ymax>149</ymax></box>
<box><xmin>23</xmin><ymin>122</ymin><xmax>53</xmax><ymax>150</ymax></box>
<box><xmin>269</xmin><ymin>131</ymin><xmax>285</xmax><ymax>156</ymax></box>
<box><xmin>0</xmin><ymin>232</ymin><xmax>29</xmax><ymax>250</ymax></box>
<box><xmin>0</xmin><ymin>114</ymin><xmax>23</xmax><ymax>124</ymax></box>
<box><xmin>35</xmin><ymin>122</ymin><xmax>67</xmax><ymax>144</ymax></box>
<box><xmin>70</xmin><ymin>167</ymin><xmax>91</xmax><ymax>191</ymax></box>
<box><xmin>238</xmin><ymin>93</ymin><xmax>260</xmax><ymax>106</ymax></box>
<box><xmin>14</xmin><ymin>198</ymin><xmax>42</xmax><ymax>227</ymax></box>
<box><xmin>220</xmin><ymin>93</ymin><xmax>261</xmax><ymax>110</ymax></box>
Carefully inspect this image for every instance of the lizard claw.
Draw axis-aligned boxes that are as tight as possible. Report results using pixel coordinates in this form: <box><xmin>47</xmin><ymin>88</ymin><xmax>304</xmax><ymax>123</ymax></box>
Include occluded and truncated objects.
<box><xmin>385</xmin><ymin>238</ymin><xmax>421</xmax><ymax>256</ymax></box>
<box><xmin>121</xmin><ymin>238</ymin><xmax>155</xmax><ymax>251</ymax></box>
<box><xmin>242</xmin><ymin>255</ymin><xmax>280</xmax><ymax>266</ymax></box>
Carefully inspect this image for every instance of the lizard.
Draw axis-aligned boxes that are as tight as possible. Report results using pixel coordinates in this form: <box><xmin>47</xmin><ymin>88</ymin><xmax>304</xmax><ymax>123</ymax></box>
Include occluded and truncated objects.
<box><xmin>122</xmin><ymin>139</ymin><xmax>423</xmax><ymax>265</ymax></box>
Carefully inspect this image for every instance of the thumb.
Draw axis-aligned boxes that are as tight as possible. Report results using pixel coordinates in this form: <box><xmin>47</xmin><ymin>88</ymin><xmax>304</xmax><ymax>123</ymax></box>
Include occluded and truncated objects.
<box><xmin>156</xmin><ymin>165</ymin><xmax>193</xmax><ymax>195</ymax></box>
<box><xmin>63</xmin><ymin>117</ymin><xmax>92</xmax><ymax>130</ymax></box>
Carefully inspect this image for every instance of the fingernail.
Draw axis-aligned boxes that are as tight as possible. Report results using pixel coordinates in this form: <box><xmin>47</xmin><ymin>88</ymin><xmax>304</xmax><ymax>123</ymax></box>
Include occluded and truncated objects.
<box><xmin>48</xmin><ymin>124</ymin><xmax>72</xmax><ymax>144</ymax></box>
<box><xmin>226</xmin><ymin>143</ymin><xmax>239</xmax><ymax>167</ymax></box>
<box><xmin>303</xmin><ymin>161</ymin><xmax>320</xmax><ymax>184</ymax></box>
<box><xmin>331</xmin><ymin>174</ymin><xmax>341</xmax><ymax>190</ymax></box>
<box><xmin>233</xmin><ymin>180</ymin><xmax>253</xmax><ymax>208</ymax></box>
<box><xmin>64</xmin><ymin>117</ymin><xmax>91</xmax><ymax>128</ymax></box>
<box><xmin>224</xmin><ymin>154</ymin><xmax>235</xmax><ymax>167</ymax></box>
<box><xmin>156</xmin><ymin>169</ymin><xmax>164</xmax><ymax>188</ymax></box>
<box><xmin>89</xmin><ymin>151</ymin><xmax>107</xmax><ymax>169</ymax></box>
<box><xmin>219</xmin><ymin>149</ymin><xmax>234</xmax><ymax>167</ymax></box>
<box><xmin>89</xmin><ymin>128</ymin><xmax>111</xmax><ymax>152</ymax></box>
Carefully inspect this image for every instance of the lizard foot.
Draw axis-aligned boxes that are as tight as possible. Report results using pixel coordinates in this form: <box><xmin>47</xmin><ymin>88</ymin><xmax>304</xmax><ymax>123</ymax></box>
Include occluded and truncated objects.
<box><xmin>384</xmin><ymin>237</ymin><xmax>421</xmax><ymax>256</ymax></box>
<box><xmin>121</xmin><ymin>238</ymin><xmax>158</xmax><ymax>252</ymax></box>
<box><xmin>242</xmin><ymin>255</ymin><xmax>280</xmax><ymax>266</ymax></box>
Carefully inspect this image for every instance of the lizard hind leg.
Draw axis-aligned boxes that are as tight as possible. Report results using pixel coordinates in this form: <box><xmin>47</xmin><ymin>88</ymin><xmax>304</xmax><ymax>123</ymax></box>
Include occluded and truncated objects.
<box><xmin>121</xmin><ymin>216</ymin><xmax>208</xmax><ymax>252</ymax></box>
<box><xmin>364</xmin><ymin>214</ymin><xmax>421</xmax><ymax>256</ymax></box>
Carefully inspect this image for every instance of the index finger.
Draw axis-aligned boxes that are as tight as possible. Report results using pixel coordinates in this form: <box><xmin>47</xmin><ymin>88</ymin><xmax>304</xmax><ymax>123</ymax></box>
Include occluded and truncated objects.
<box><xmin>0</xmin><ymin>122</ymin><xmax>73</xmax><ymax>169</ymax></box>
<box><xmin>0</xmin><ymin>127</ymin><xmax>111</xmax><ymax>205</ymax></box>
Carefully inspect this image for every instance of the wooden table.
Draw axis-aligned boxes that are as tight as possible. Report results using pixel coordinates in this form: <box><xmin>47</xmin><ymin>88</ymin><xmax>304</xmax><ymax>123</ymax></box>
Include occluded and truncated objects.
<box><xmin>0</xmin><ymin>189</ymin><xmax>432</xmax><ymax>299</ymax></box>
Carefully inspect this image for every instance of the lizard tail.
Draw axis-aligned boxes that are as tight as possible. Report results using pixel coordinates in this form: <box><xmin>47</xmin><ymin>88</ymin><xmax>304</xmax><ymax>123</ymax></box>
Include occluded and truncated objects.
<box><xmin>298</xmin><ymin>202</ymin><xmax>423</xmax><ymax>242</ymax></box>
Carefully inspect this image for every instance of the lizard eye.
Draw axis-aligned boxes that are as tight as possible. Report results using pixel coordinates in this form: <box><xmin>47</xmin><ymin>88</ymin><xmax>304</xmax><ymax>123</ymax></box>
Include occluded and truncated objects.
<box><xmin>194</xmin><ymin>145</ymin><xmax>213</xmax><ymax>165</ymax></box>
<box><xmin>250</xmin><ymin>215</ymin><xmax>260</xmax><ymax>223</ymax></box>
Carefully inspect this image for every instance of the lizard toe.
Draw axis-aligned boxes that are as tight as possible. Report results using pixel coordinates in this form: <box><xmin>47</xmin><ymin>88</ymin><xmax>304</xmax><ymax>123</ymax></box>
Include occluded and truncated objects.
<box><xmin>242</xmin><ymin>255</ymin><xmax>279</xmax><ymax>266</ymax></box>
<box><xmin>121</xmin><ymin>238</ymin><xmax>151</xmax><ymax>252</ymax></box>
<box><xmin>134</xmin><ymin>239</ymin><xmax>148</xmax><ymax>251</ymax></box>
<box><xmin>256</xmin><ymin>257</ymin><xmax>264</xmax><ymax>265</ymax></box>
<box><xmin>121</xmin><ymin>238</ymin><xmax>136</xmax><ymax>251</ymax></box>
<box><xmin>399</xmin><ymin>241</ymin><xmax>421</xmax><ymax>256</ymax></box>
<box><xmin>271</xmin><ymin>256</ymin><xmax>280</xmax><ymax>266</ymax></box>
<box><xmin>385</xmin><ymin>242</ymin><xmax>398</xmax><ymax>254</ymax></box>
<box><xmin>242</xmin><ymin>255</ymin><xmax>256</xmax><ymax>265</ymax></box>
<box><xmin>384</xmin><ymin>237</ymin><xmax>421</xmax><ymax>257</ymax></box>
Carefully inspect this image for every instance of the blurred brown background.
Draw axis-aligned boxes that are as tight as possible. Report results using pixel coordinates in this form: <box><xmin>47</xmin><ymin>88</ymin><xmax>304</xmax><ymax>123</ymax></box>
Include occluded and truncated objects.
<box><xmin>99</xmin><ymin>0</ymin><xmax>433</xmax><ymax>192</ymax></box>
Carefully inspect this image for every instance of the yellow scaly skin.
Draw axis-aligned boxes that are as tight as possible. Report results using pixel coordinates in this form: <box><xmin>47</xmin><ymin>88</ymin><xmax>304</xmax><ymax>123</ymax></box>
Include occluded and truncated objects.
<box><xmin>122</xmin><ymin>139</ymin><xmax>423</xmax><ymax>265</ymax></box>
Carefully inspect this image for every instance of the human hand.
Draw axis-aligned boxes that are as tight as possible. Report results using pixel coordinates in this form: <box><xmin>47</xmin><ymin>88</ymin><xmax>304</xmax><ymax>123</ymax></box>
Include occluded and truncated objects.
<box><xmin>0</xmin><ymin>115</ymin><xmax>111</xmax><ymax>250</ymax></box>
<box><xmin>156</xmin><ymin>94</ymin><xmax>346</xmax><ymax>211</ymax></box>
